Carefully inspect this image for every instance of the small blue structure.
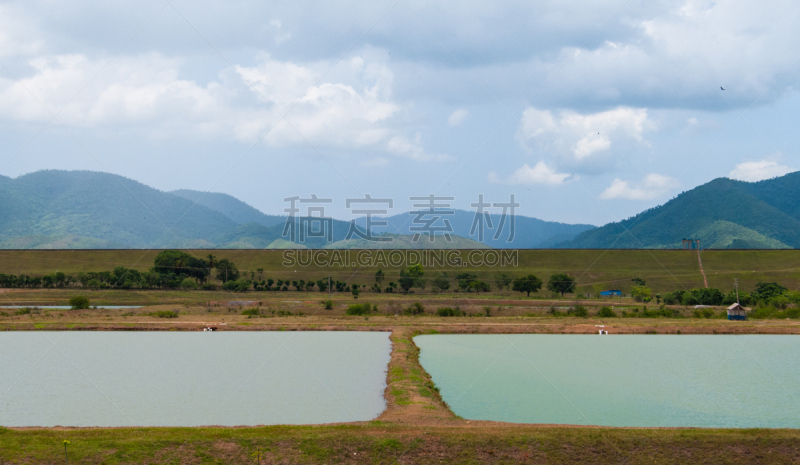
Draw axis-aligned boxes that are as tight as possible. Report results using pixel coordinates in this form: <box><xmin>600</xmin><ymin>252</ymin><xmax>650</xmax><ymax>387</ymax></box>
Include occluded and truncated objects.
<box><xmin>600</xmin><ymin>290</ymin><xmax>622</xmax><ymax>297</ymax></box>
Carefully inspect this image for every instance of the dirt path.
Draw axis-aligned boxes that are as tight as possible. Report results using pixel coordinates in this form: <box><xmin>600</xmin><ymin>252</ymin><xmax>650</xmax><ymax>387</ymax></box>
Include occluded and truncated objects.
<box><xmin>377</xmin><ymin>329</ymin><xmax>458</xmax><ymax>425</ymax></box>
<box><xmin>697</xmin><ymin>249</ymin><xmax>709</xmax><ymax>288</ymax></box>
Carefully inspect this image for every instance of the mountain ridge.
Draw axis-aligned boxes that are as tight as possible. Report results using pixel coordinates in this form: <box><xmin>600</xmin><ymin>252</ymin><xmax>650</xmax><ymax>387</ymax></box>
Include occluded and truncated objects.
<box><xmin>559</xmin><ymin>172</ymin><xmax>800</xmax><ymax>249</ymax></box>
<box><xmin>0</xmin><ymin>169</ymin><xmax>594</xmax><ymax>249</ymax></box>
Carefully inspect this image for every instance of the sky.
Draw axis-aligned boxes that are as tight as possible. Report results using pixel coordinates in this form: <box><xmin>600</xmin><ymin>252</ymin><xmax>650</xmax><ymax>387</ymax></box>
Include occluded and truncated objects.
<box><xmin>1</xmin><ymin>0</ymin><xmax>800</xmax><ymax>226</ymax></box>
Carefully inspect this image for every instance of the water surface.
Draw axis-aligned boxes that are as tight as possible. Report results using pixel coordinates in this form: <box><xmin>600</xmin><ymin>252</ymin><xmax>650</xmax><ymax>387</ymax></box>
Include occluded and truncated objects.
<box><xmin>0</xmin><ymin>331</ymin><xmax>390</xmax><ymax>426</ymax></box>
<box><xmin>416</xmin><ymin>334</ymin><xmax>800</xmax><ymax>428</ymax></box>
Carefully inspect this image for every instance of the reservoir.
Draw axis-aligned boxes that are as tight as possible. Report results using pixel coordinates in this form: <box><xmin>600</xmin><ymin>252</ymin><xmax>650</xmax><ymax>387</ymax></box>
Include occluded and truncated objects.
<box><xmin>416</xmin><ymin>334</ymin><xmax>800</xmax><ymax>428</ymax></box>
<box><xmin>0</xmin><ymin>331</ymin><xmax>390</xmax><ymax>427</ymax></box>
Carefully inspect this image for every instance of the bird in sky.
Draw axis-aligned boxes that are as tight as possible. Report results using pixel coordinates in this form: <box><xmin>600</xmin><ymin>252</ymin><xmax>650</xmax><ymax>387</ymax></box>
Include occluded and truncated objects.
<box><xmin>720</xmin><ymin>86</ymin><xmax>725</xmax><ymax>90</ymax></box>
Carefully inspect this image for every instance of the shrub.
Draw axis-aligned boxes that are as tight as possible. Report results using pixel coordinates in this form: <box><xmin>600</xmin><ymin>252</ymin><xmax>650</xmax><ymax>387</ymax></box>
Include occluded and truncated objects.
<box><xmin>569</xmin><ymin>305</ymin><xmax>588</xmax><ymax>317</ymax></box>
<box><xmin>770</xmin><ymin>295</ymin><xmax>790</xmax><ymax>309</ymax></box>
<box><xmin>692</xmin><ymin>308</ymin><xmax>716</xmax><ymax>319</ymax></box>
<box><xmin>785</xmin><ymin>308</ymin><xmax>800</xmax><ymax>319</ymax></box>
<box><xmin>641</xmin><ymin>306</ymin><xmax>682</xmax><ymax>318</ymax></box>
<box><xmin>662</xmin><ymin>291</ymin><xmax>685</xmax><ymax>305</ymax></box>
<box><xmin>69</xmin><ymin>296</ymin><xmax>90</xmax><ymax>310</ymax></box>
<box><xmin>436</xmin><ymin>307</ymin><xmax>463</xmax><ymax>317</ymax></box>
<box><xmin>404</xmin><ymin>302</ymin><xmax>425</xmax><ymax>315</ymax></box>
<box><xmin>150</xmin><ymin>310</ymin><xmax>178</xmax><ymax>318</ymax></box>
<box><xmin>15</xmin><ymin>307</ymin><xmax>31</xmax><ymax>315</ymax></box>
<box><xmin>321</xmin><ymin>299</ymin><xmax>333</xmax><ymax>310</ymax></box>
<box><xmin>683</xmin><ymin>288</ymin><xmax>724</xmax><ymax>306</ymax></box>
<box><xmin>222</xmin><ymin>279</ymin><xmax>251</xmax><ymax>292</ymax></box>
<box><xmin>346</xmin><ymin>304</ymin><xmax>376</xmax><ymax>315</ymax></box>
<box><xmin>597</xmin><ymin>306</ymin><xmax>617</xmax><ymax>318</ymax></box>
<box><xmin>180</xmin><ymin>278</ymin><xmax>198</xmax><ymax>290</ymax></box>
<box><xmin>241</xmin><ymin>308</ymin><xmax>260</xmax><ymax>316</ymax></box>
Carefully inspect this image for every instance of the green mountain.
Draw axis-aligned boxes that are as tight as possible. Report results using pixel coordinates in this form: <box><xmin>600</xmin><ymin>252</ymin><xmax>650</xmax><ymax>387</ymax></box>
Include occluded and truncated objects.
<box><xmin>171</xmin><ymin>189</ymin><xmax>285</xmax><ymax>228</ymax></box>
<box><xmin>0</xmin><ymin>170</ymin><xmax>235</xmax><ymax>248</ymax></box>
<box><xmin>560</xmin><ymin>172</ymin><xmax>800</xmax><ymax>249</ymax></box>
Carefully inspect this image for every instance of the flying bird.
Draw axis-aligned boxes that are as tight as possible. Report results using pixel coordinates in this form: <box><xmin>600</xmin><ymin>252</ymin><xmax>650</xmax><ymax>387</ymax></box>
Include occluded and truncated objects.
<box><xmin>720</xmin><ymin>86</ymin><xmax>725</xmax><ymax>90</ymax></box>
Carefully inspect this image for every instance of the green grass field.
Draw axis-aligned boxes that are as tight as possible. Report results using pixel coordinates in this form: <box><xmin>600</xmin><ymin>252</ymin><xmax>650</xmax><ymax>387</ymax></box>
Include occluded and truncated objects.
<box><xmin>1</xmin><ymin>249</ymin><xmax>799</xmax><ymax>295</ymax></box>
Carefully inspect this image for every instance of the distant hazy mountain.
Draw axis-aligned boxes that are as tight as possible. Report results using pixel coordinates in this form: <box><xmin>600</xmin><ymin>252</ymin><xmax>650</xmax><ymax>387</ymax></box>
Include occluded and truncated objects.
<box><xmin>171</xmin><ymin>189</ymin><xmax>285</xmax><ymax>228</ymax></box>
<box><xmin>355</xmin><ymin>210</ymin><xmax>595</xmax><ymax>248</ymax></box>
<box><xmin>323</xmin><ymin>232</ymin><xmax>488</xmax><ymax>249</ymax></box>
<box><xmin>0</xmin><ymin>170</ymin><xmax>597</xmax><ymax>249</ymax></box>
<box><xmin>559</xmin><ymin>172</ymin><xmax>800</xmax><ymax>249</ymax></box>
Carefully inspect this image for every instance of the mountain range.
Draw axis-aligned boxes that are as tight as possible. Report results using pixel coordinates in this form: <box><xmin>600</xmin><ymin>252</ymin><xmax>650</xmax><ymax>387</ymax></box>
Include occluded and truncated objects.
<box><xmin>3</xmin><ymin>169</ymin><xmax>799</xmax><ymax>249</ymax></box>
<box><xmin>0</xmin><ymin>170</ymin><xmax>593</xmax><ymax>249</ymax></box>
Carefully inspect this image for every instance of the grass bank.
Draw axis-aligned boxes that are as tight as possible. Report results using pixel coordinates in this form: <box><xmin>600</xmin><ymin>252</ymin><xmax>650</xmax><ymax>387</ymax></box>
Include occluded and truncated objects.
<box><xmin>2</xmin><ymin>248</ymin><xmax>800</xmax><ymax>294</ymax></box>
<box><xmin>4</xmin><ymin>424</ymin><xmax>800</xmax><ymax>464</ymax></box>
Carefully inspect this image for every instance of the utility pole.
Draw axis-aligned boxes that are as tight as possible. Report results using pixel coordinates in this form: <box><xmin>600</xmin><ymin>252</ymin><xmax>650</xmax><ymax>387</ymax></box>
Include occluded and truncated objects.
<box><xmin>328</xmin><ymin>276</ymin><xmax>331</xmax><ymax>299</ymax></box>
<box><xmin>734</xmin><ymin>278</ymin><xmax>740</xmax><ymax>305</ymax></box>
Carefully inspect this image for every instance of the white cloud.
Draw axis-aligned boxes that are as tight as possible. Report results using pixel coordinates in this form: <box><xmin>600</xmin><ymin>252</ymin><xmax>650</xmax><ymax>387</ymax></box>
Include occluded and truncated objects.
<box><xmin>489</xmin><ymin>161</ymin><xmax>572</xmax><ymax>185</ymax></box>
<box><xmin>517</xmin><ymin>106</ymin><xmax>652</xmax><ymax>165</ymax></box>
<box><xmin>0</xmin><ymin>51</ymin><xmax>441</xmax><ymax>161</ymax></box>
<box><xmin>600</xmin><ymin>173</ymin><xmax>679</xmax><ymax>200</ymax></box>
<box><xmin>447</xmin><ymin>108</ymin><xmax>468</xmax><ymax>126</ymax></box>
<box><xmin>729</xmin><ymin>159</ymin><xmax>794</xmax><ymax>182</ymax></box>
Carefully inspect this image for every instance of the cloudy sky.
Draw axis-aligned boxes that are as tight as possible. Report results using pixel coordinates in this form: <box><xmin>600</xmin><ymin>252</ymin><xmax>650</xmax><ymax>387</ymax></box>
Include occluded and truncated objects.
<box><xmin>1</xmin><ymin>0</ymin><xmax>799</xmax><ymax>226</ymax></box>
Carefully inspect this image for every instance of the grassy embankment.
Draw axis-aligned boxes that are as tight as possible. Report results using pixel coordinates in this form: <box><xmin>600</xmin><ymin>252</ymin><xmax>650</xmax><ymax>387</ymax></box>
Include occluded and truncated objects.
<box><xmin>2</xmin><ymin>249</ymin><xmax>800</xmax><ymax>294</ymax></box>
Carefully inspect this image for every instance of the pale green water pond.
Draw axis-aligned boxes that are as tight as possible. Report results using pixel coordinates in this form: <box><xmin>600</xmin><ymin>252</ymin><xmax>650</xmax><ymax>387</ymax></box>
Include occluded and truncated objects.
<box><xmin>0</xmin><ymin>331</ymin><xmax>390</xmax><ymax>427</ymax></box>
<box><xmin>416</xmin><ymin>334</ymin><xmax>800</xmax><ymax>428</ymax></box>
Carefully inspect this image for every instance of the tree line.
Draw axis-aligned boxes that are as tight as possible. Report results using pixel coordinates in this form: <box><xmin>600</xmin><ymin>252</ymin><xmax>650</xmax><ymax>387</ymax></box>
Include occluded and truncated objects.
<box><xmin>0</xmin><ymin>250</ymin><xmax>580</xmax><ymax>296</ymax></box>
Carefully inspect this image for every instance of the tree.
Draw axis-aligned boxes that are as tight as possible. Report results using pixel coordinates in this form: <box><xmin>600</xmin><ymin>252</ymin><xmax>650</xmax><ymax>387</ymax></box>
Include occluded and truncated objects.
<box><xmin>399</xmin><ymin>264</ymin><xmax>424</xmax><ymax>294</ymax></box>
<box><xmin>207</xmin><ymin>254</ymin><xmax>216</xmax><ymax>269</ymax></box>
<box><xmin>753</xmin><ymin>282</ymin><xmax>787</xmax><ymax>301</ymax></box>
<box><xmin>547</xmin><ymin>273</ymin><xmax>576</xmax><ymax>296</ymax></box>
<box><xmin>431</xmin><ymin>272</ymin><xmax>451</xmax><ymax>293</ymax></box>
<box><xmin>512</xmin><ymin>274</ymin><xmax>543</xmax><ymax>296</ymax></box>
<box><xmin>374</xmin><ymin>269</ymin><xmax>385</xmax><ymax>286</ymax></box>
<box><xmin>455</xmin><ymin>273</ymin><xmax>477</xmax><ymax>292</ymax></box>
<box><xmin>630</xmin><ymin>285</ymin><xmax>652</xmax><ymax>302</ymax></box>
<box><xmin>494</xmin><ymin>273</ymin><xmax>512</xmax><ymax>293</ymax></box>
<box><xmin>631</xmin><ymin>277</ymin><xmax>646</xmax><ymax>287</ymax></box>
<box><xmin>469</xmin><ymin>280</ymin><xmax>491</xmax><ymax>294</ymax></box>
<box><xmin>154</xmin><ymin>250</ymin><xmax>210</xmax><ymax>283</ymax></box>
<box><xmin>69</xmin><ymin>296</ymin><xmax>90</xmax><ymax>310</ymax></box>
<box><xmin>316</xmin><ymin>278</ymin><xmax>329</xmax><ymax>292</ymax></box>
<box><xmin>351</xmin><ymin>283</ymin><xmax>361</xmax><ymax>299</ymax></box>
<box><xmin>214</xmin><ymin>258</ymin><xmax>239</xmax><ymax>283</ymax></box>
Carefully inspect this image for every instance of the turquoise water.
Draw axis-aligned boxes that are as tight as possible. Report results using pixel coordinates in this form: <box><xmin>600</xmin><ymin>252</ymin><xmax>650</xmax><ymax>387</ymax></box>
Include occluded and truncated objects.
<box><xmin>0</xmin><ymin>332</ymin><xmax>390</xmax><ymax>427</ymax></box>
<box><xmin>416</xmin><ymin>335</ymin><xmax>800</xmax><ymax>428</ymax></box>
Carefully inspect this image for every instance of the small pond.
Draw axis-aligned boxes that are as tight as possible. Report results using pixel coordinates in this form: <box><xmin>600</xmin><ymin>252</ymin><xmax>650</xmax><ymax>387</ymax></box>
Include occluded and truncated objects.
<box><xmin>0</xmin><ymin>331</ymin><xmax>391</xmax><ymax>426</ymax></box>
<box><xmin>416</xmin><ymin>334</ymin><xmax>800</xmax><ymax>428</ymax></box>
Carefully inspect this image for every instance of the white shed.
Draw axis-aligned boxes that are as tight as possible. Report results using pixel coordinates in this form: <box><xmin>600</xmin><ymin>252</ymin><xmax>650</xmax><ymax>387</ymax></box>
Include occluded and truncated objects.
<box><xmin>727</xmin><ymin>303</ymin><xmax>748</xmax><ymax>320</ymax></box>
